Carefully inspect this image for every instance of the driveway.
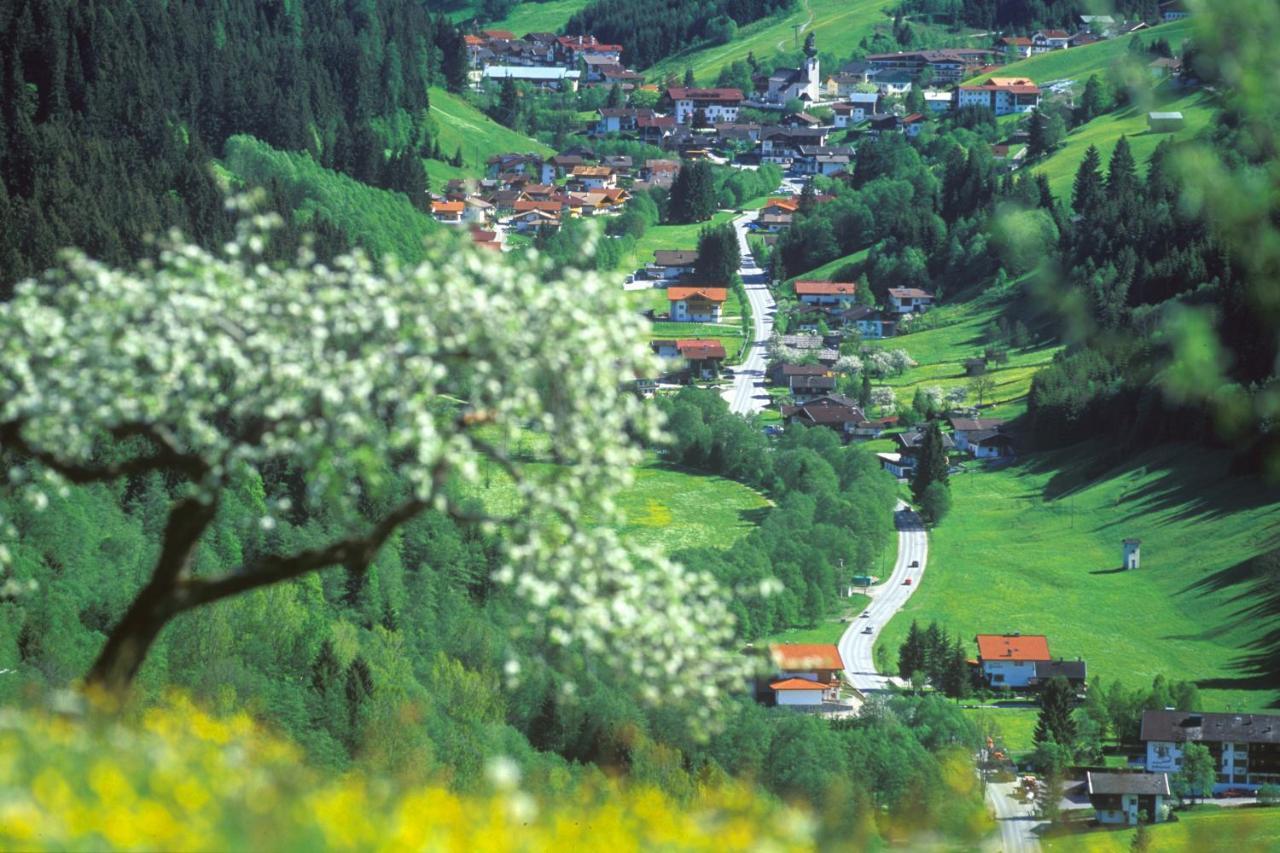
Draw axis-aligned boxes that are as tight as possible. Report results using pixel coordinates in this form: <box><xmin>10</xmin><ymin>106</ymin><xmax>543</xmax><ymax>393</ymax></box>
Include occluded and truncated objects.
<box><xmin>985</xmin><ymin>781</ymin><xmax>1044</xmax><ymax>853</ymax></box>
<box><xmin>723</xmin><ymin>211</ymin><xmax>775</xmax><ymax>416</ymax></box>
<box><xmin>837</xmin><ymin>502</ymin><xmax>927</xmax><ymax>693</ymax></box>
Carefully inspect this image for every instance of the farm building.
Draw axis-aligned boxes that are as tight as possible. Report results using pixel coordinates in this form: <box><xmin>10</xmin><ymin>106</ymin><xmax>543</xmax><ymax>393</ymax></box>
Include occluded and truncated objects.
<box><xmin>1148</xmin><ymin>111</ymin><xmax>1185</xmax><ymax>132</ymax></box>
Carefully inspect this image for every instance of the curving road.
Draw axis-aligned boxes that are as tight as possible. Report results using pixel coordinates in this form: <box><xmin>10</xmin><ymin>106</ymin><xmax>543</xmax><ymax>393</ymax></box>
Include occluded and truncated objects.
<box><xmin>985</xmin><ymin>782</ymin><xmax>1043</xmax><ymax>853</ymax></box>
<box><xmin>837</xmin><ymin>501</ymin><xmax>927</xmax><ymax>693</ymax></box>
<box><xmin>723</xmin><ymin>212</ymin><xmax>775</xmax><ymax>416</ymax></box>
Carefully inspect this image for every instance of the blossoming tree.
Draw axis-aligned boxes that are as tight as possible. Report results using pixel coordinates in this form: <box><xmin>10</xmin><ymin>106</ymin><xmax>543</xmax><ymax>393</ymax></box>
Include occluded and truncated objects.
<box><xmin>0</xmin><ymin>208</ymin><xmax>746</xmax><ymax>726</ymax></box>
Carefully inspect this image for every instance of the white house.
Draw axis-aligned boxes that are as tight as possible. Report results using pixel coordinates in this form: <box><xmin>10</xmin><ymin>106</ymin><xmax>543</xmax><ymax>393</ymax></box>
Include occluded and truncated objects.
<box><xmin>877</xmin><ymin>452</ymin><xmax>913</xmax><ymax>479</ymax></box>
<box><xmin>766</xmin><ymin>643</ymin><xmax>843</xmax><ymax>706</ymax></box>
<box><xmin>1031</xmin><ymin>30</ymin><xmax>1072</xmax><ymax>53</ymax></box>
<box><xmin>770</xmin><ymin>678</ymin><xmax>830</xmax><ymax>705</ymax></box>
<box><xmin>462</xmin><ymin>197</ymin><xmax>495</xmax><ymax>225</ymax></box>
<box><xmin>949</xmin><ymin>417</ymin><xmax>1007</xmax><ymax>452</ymax></box>
<box><xmin>667</xmin><ymin>87</ymin><xmax>743</xmax><ymax>125</ymax></box>
<box><xmin>923</xmin><ymin>90</ymin><xmax>954</xmax><ymax>112</ymax></box>
<box><xmin>971</xmin><ymin>431</ymin><xmax>1015</xmax><ymax>458</ymax></box>
<box><xmin>1124</xmin><ymin>538</ymin><xmax>1142</xmax><ymax>570</ymax></box>
<box><xmin>1141</xmin><ymin>709</ymin><xmax>1280</xmax><ymax>790</ymax></box>
<box><xmin>831</xmin><ymin>92</ymin><xmax>881</xmax><ymax>127</ymax></box>
<box><xmin>482</xmin><ymin>66</ymin><xmax>581</xmax><ymax>92</ymax></box>
<box><xmin>975</xmin><ymin>634</ymin><xmax>1051</xmax><ymax>689</ymax></box>
<box><xmin>887</xmin><ymin>288</ymin><xmax>934</xmax><ymax>314</ymax></box>
<box><xmin>766</xmin><ymin>41</ymin><xmax>821</xmax><ymax>105</ymax></box>
<box><xmin>647</xmin><ymin>250</ymin><xmax>698</xmax><ymax>280</ymax></box>
<box><xmin>957</xmin><ymin>78</ymin><xmax>1041</xmax><ymax>116</ymax></box>
<box><xmin>1159</xmin><ymin>0</ymin><xmax>1189</xmax><ymax>21</ymax></box>
<box><xmin>431</xmin><ymin>200</ymin><xmax>465</xmax><ymax>224</ymax></box>
<box><xmin>1086</xmin><ymin>773</ymin><xmax>1172</xmax><ymax>826</ymax></box>
<box><xmin>667</xmin><ymin>286</ymin><xmax>726</xmax><ymax>322</ymax></box>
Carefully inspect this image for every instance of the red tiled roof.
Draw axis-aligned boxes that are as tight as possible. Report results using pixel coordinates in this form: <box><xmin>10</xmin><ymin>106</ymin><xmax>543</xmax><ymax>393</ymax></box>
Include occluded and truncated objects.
<box><xmin>1001</xmin><ymin>36</ymin><xmax>1033</xmax><ymax>46</ymax></box>
<box><xmin>482</xmin><ymin>29</ymin><xmax>517</xmax><ymax>40</ymax></box>
<box><xmin>976</xmin><ymin>634</ymin><xmax>1051</xmax><ymax>662</ymax></box>
<box><xmin>432</xmin><ymin>201</ymin><xmax>464</xmax><ymax>214</ymax></box>
<box><xmin>888</xmin><ymin>287</ymin><xmax>933</xmax><ymax>299</ymax></box>
<box><xmin>513</xmin><ymin>200</ymin><xmax>562</xmax><ymax>214</ymax></box>
<box><xmin>769</xmin><ymin>643</ymin><xmax>844</xmax><ymax>671</ymax></box>
<box><xmin>676</xmin><ymin>339</ymin><xmax>726</xmax><ymax>359</ymax></box>
<box><xmin>667</xmin><ymin>287</ymin><xmax>727</xmax><ymax>303</ymax></box>
<box><xmin>770</xmin><ymin>677</ymin><xmax>830</xmax><ymax>691</ymax></box>
<box><xmin>794</xmin><ymin>280</ymin><xmax>856</xmax><ymax>296</ymax></box>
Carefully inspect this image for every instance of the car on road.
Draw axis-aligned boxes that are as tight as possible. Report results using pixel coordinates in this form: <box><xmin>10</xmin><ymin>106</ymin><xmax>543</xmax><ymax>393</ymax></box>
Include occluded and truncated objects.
<box><xmin>861</xmin><ymin>626</ymin><xmax>873</xmax><ymax>634</ymax></box>
<box><xmin>860</xmin><ymin>611</ymin><xmax>870</xmax><ymax>618</ymax></box>
<box><xmin>903</xmin><ymin>578</ymin><xmax>912</xmax><ymax>585</ymax></box>
<box><xmin>909</xmin><ymin>560</ymin><xmax>919</xmax><ymax>568</ymax></box>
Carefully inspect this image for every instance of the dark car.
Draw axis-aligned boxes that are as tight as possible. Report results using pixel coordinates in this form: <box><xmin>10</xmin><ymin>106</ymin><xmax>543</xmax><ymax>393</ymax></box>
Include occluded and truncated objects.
<box><xmin>909</xmin><ymin>560</ymin><xmax>919</xmax><ymax>568</ymax></box>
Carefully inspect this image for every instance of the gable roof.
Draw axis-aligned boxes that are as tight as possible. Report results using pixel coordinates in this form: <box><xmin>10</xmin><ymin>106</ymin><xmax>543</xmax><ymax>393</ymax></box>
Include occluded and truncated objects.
<box><xmin>769</xmin><ymin>677</ymin><xmax>829</xmax><ymax>691</ymax></box>
<box><xmin>888</xmin><ymin>287</ymin><xmax>934</xmax><ymax>299</ymax></box>
<box><xmin>513</xmin><ymin>200</ymin><xmax>563</xmax><ymax>214</ymax></box>
<box><xmin>676</xmin><ymin>339</ymin><xmax>726</xmax><ymax>360</ymax></box>
<box><xmin>1086</xmin><ymin>772</ymin><xmax>1170</xmax><ymax>797</ymax></box>
<box><xmin>950</xmin><ymin>417</ymin><xmax>1005</xmax><ymax>432</ymax></box>
<box><xmin>769</xmin><ymin>643</ymin><xmax>844</xmax><ymax>671</ymax></box>
<box><xmin>666</xmin><ymin>87</ymin><xmax>744</xmax><ymax>103</ymax></box>
<box><xmin>975</xmin><ymin>634</ymin><xmax>1051</xmax><ymax>662</ymax></box>
<box><xmin>431</xmin><ymin>201</ymin><xmax>464</xmax><ymax>214</ymax></box>
<box><xmin>667</xmin><ymin>287</ymin><xmax>727</xmax><ymax>303</ymax></box>
<box><xmin>1140</xmin><ymin>710</ymin><xmax>1280</xmax><ymax>745</ymax></box>
<box><xmin>653</xmin><ymin>250</ymin><xmax>698</xmax><ymax>267</ymax></box>
<box><xmin>794</xmin><ymin>280</ymin><xmax>856</xmax><ymax>297</ymax></box>
<box><xmin>1034</xmin><ymin>659</ymin><xmax>1087</xmax><ymax>681</ymax></box>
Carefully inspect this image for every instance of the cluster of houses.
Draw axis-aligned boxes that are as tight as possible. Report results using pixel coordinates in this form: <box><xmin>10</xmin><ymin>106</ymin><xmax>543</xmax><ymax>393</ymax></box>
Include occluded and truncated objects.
<box><xmin>749</xmin><ymin>643</ymin><xmax>848</xmax><ymax>708</ymax></box>
<box><xmin>465</xmin><ymin>31</ymin><xmax>641</xmax><ymax>92</ymax></box>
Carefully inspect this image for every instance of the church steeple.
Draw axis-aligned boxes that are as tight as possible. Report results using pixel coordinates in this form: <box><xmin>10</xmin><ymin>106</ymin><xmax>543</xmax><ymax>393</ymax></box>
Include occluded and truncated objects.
<box><xmin>804</xmin><ymin>32</ymin><xmax>816</xmax><ymax>58</ymax></box>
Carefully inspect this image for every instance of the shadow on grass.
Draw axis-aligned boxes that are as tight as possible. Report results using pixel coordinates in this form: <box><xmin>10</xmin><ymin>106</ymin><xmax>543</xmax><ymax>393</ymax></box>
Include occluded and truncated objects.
<box><xmin>1088</xmin><ymin>566</ymin><xmax>1128</xmax><ymax>575</ymax></box>
<box><xmin>1181</xmin><ymin>547</ymin><xmax>1280</xmax><ymax>707</ymax></box>
<box><xmin>738</xmin><ymin>506</ymin><xmax>771</xmax><ymax>526</ymax></box>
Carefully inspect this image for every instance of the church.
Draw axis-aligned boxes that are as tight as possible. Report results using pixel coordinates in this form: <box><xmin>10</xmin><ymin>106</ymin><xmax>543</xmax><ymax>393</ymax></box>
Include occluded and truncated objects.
<box><xmin>765</xmin><ymin>33</ymin><xmax>820</xmax><ymax>105</ymax></box>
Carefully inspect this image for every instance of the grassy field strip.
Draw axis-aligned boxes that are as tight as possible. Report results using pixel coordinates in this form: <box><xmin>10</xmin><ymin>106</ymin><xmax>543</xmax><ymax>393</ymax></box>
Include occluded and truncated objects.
<box><xmin>1042</xmin><ymin>807</ymin><xmax>1280</xmax><ymax>852</ymax></box>
<box><xmin>878</xmin><ymin>443</ymin><xmax>1280</xmax><ymax>712</ymax></box>
<box><xmin>1034</xmin><ymin>89</ymin><xmax>1218</xmax><ymax>199</ymax></box>
<box><xmin>962</xmin><ymin>19</ymin><xmax>1195</xmax><ymax>86</ymax></box>
<box><xmin>762</xmin><ymin>594</ymin><xmax>873</xmax><ymax>646</ymax></box>
<box><xmin>648</xmin><ymin>0</ymin><xmax>894</xmax><ymax>83</ymax></box>
<box><xmin>470</xmin><ymin>458</ymin><xmax>768</xmax><ymax>554</ymax></box>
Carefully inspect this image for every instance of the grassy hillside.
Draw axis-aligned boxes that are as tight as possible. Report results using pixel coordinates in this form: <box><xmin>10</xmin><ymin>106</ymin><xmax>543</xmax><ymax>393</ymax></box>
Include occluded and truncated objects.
<box><xmin>217</xmin><ymin>134</ymin><xmax>435</xmax><ymax>261</ymax></box>
<box><xmin>786</xmin><ymin>248</ymin><xmax>871</xmax><ymax>283</ymax></box>
<box><xmin>1043</xmin><ymin>807</ymin><xmax>1280</xmax><ymax>853</ymax></box>
<box><xmin>451</xmin><ymin>0</ymin><xmax>592</xmax><ymax>33</ymax></box>
<box><xmin>648</xmin><ymin>0</ymin><xmax>895</xmax><ymax>84</ymax></box>
<box><xmin>474</xmin><ymin>459</ymin><xmax>768</xmax><ymax>554</ymax></box>
<box><xmin>424</xmin><ymin>87</ymin><xmax>552</xmax><ymax>182</ymax></box>
<box><xmin>863</xmin><ymin>283</ymin><xmax>1062</xmax><ymax>421</ymax></box>
<box><xmin>962</xmin><ymin>19</ymin><xmax>1195</xmax><ymax>85</ymax></box>
<box><xmin>1034</xmin><ymin>88</ymin><xmax>1218</xmax><ymax>199</ymax></box>
<box><xmin>879</xmin><ymin>443</ymin><xmax>1280</xmax><ymax>713</ymax></box>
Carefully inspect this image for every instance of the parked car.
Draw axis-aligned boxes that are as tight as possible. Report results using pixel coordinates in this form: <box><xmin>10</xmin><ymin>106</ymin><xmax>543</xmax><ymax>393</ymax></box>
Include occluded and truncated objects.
<box><xmin>909</xmin><ymin>560</ymin><xmax>919</xmax><ymax>568</ymax></box>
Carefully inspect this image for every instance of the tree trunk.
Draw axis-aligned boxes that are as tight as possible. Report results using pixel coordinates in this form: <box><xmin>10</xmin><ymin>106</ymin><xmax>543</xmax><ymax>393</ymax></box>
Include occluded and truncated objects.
<box><xmin>85</xmin><ymin>496</ymin><xmax>215</xmax><ymax>694</ymax></box>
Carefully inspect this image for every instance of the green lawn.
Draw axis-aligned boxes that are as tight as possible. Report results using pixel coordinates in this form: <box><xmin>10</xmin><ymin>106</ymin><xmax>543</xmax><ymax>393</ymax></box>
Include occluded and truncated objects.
<box><xmin>1033</xmin><ymin>88</ymin><xmax>1218</xmax><ymax>199</ymax></box>
<box><xmin>648</xmin><ymin>0</ymin><xmax>895</xmax><ymax>83</ymax></box>
<box><xmin>787</xmin><ymin>248</ymin><xmax>870</xmax><ymax>284</ymax></box>
<box><xmin>864</xmin><ymin>284</ymin><xmax>1061</xmax><ymax>421</ymax></box>
<box><xmin>1042</xmin><ymin>807</ymin><xmax>1280</xmax><ymax>853</ymax></box>
<box><xmin>879</xmin><ymin>442</ymin><xmax>1280</xmax><ymax>713</ymax></box>
<box><xmin>962</xmin><ymin>707</ymin><xmax>1039</xmax><ymax>760</ymax></box>
<box><xmin>452</xmin><ymin>0</ymin><xmax>592</xmax><ymax>34</ymax></box>
<box><xmin>962</xmin><ymin>19</ymin><xmax>1195</xmax><ymax>86</ymax></box>
<box><xmin>423</xmin><ymin>87</ymin><xmax>551</xmax><ymax>181</ymax></box>
<box><xmin>762</xmin><ymin>595</ymin><xmax>872</xmax><ymax>646</ymax></box>
<box><xmin>471</xmin><ymin>459</ymin><xmax>767</xmax><ymax>555</ymax></box>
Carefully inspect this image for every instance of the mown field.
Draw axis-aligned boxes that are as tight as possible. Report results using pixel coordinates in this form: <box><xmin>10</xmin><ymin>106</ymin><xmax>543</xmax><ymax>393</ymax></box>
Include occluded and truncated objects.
<box><xmin>1035</xmin><ymin>87</ymin><xmax>1218</xmax><ymax>199</ymax></box>
<box><xmin>879</xmin><ymin>442</ymin><xmax>1280</xmax><ymax>714</ymax></box>
<box><xmin>473</xmin><ymin>458</ymin><xmax>769</xmax><ymax>554</ymax></box>
<box><xmin>1042</xmin><ymin>806</ymin><xmax>1280</xmax><ymax>853</ymax></box>
<box><xmin>962</xmin><ymin>18</ymin><xmax>1195</xmax><ymax>86</ymax></box>
<box><xmin>863</xmin><ymin>283</ymin><xmax>1061</xmax><ymax>421</ymax></box>
<box><xmin>423</xmin><ymin>87</ymin><xmax>552</xmax><ymax>183</ymax></box>
<box><xmin>647</xmin><ymin>0</ymin><xmax>895</xmax><ymax>83</ymax></box>
<box><xmin>447</xmin><ymin>0</ymin><xmax>592</xmax><ymax>34</ymax></box>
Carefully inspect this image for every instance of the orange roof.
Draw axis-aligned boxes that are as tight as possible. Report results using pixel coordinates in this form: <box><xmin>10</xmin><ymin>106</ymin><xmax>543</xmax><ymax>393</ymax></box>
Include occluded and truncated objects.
<box><xmin>432</xmin><ymin>201</ymin><xmax>464</xmax><ymax>214</ymax></box>
<box><xmin>975</xmin><ymin>634</ymin><xmax>1051</xmax><ymax>662</ymax></box>
<box><xmin>764</xmin><ymin>197</ymin><xmax>799</xmax><ymax>212</ymax></box>
<box><xmin>513</xmin><ymin>200</ymin><xmax>562</xmax><ymax>214</ymax></box>
<box><xmin>794</xmin><ymin>280</ymin><xmax>856</xmax><ymax>296</ymax></box>
<box><xmin>769</xmin><ymin>643</ymin><xmax>844</xmax><ymax>671</ymax></box>
<box><xmin>667</xmin><ymin>287</ymin><xmax>727</xmax><ymax>303</ymax></box>
<box><xmin>572</xmin><ymin>165</ymin><xmax>613</xmax><ymax>177</ymax></box>
<box><xmin>770</xmin><ymin>677</ymin><xmax>829</xmax><ymax>691</ymax></box>
<box><xmin>676</xmin><ymin>339</ymin><xmax>726</xmax><ymax>359</ymax></box>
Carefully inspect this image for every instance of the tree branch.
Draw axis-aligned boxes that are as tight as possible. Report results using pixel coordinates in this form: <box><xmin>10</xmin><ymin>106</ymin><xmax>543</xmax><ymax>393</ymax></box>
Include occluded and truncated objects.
<box><xmin>0</xmin><ymin>419</ymin><xmax>210</xmax><ymax>483</ymax></box>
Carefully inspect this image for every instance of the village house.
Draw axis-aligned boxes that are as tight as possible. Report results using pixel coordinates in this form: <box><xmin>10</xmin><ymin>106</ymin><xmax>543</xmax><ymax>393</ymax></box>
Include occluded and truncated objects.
<box><xmin>1141</xmin><ymin>709</ymin><xmax>1280</xmax><ymax>789</ymax></box>
<box><xmin>483</xmin><ymin>65</ymin><xmax>580</xmax><ymax>92</ymax></box>
<box><xmin>1159</xmin><ymin>0</ymin><xmax>1189</xmax><ymax>22</ymax></box>
<box><xmin>777</xmin><ymin>333</ymin><xmax>839</xmax><ymax>365</ymax></box>
<box><xmin>1086</xmin><ymin>773</ymin><xmax>1172</xmax><ymax>826</ymax></box>
<box><xmin>593</xmin><ymin>108</ymin><xmax>644</xmax><ymax>135</ymax></box>
<box><xmin>759</xmin><ymin>127</ymin><xmax>829</xmax><ymax>164</ymax></box>
<box><xmin>831</xmin><ymin>92</ymin><xmax>881</xmax><ymax>127</ymax></box>
<box><xmin>763</xmin><ymin>38</ymin><xmax>820</xmax><ymax>105</ymax></box>
<box><xmin>462</xmin><ymin>197</ymin><xmax>495</xmax><ymax>226</ymax></box>
<box><xmin>923</xmin><ymin>90</ymin><xmax>955</xmax><ymax>112</ymax></box>
<box><xmin>999</xmin><ymin>36</ymin><xmax>1034</xmax><ymax>59</ymax></box>
<box><xmin>470</xmin><ymin>228</ymin><xmax>504</xmax><ymax>252</ymax></box>
<box><xmin>865</xmin><ymin>49</ymin><xmax>1002</xmax><ymax>84</ymax></box>
<box><xmin>794</xmin><ymin>146</ymin><xmax>854</xmax><ymax>176</ymax></box>
<box><xmin>635</xmin><ymin>114</ymin><xmax>677</xmax><ymax>145</ymax></box>
<box><xmin>768</xmin><ymin>362</ymin><xmax>827</xmax><ymax>386</ymax></box>
<box><xmin>486</xmin><ymin>153</ymin><xmax>544</xmax><ymax>179</ymax></box>
<box><xmin>974</xmin><ymin>633</ymin><xmax>1051</xmax><ymax>689</ymax></box>
<box><xmin>870</xmin><ymin>70</ymin><xmax>914</xmax><ymax>97</ymax></box>
<box><xmin>949</xmin><ymin>417</ymin><xmax>1007</xmax><ymax>452</ymax></box>
<box><xmin>640</xmin><ymin>159</ymin><xmax>681</xmax><ymax>187</ymax></box>
<box><xmin>648</xmin><ymin>249</ymin><xmax>699</xmax><ymax>280</ymax></box>
<box><xmin>839</xmin><ymin>306</ymin><xmax>897</xmax><ymax>339</ymax></box>
<box><xmin>1029</xmin><ymin>659</ymin><xmax>1087</xmax><ymax>691</ymax></box>
<box><xmin>794</xmin><ymin>280</ymin><xmax>857</xmax><ymax>307</ymax></box>
<box><xmin>509</xmin><ymin>208</ymin><xmax>560</xmax><ymax>233</ymax></box>
<box><xmin>780</xmin><ymin>395</ymin><xmax>867</xmax><ymax>438</ymax></box>
<box><xmin>570</xmin><ymin>165</ymin><xmax>617</xmax><ymax>190</ymax></box>
<box><xmin>666</xmin><ymin>87</ymin><xmax>743</xmax><ymax>125</ymax></box>
<box><xmin>957</xmin><ymin>78</ymin><xmax>1042</xmax><ymax>116</ymax></box>
<box><xmin>556</xmin><ymin>34</ymin><xmax>623</xmax><ymax>65</ymax></box>
<box><xmin>887</xmin><ymin>288</ymin><xmax>935</xmax><ymax>314</ymax></box>
<box><xmin>431</xmin><ymin>200</ymin><xmax>464</xmax><ymax>224</ymax></box>
<box><xmin>667</xmin><ymin>286</ymin><xmax>726</xmax><ymax>322</ymax></box>
<box><xmin>650</xmin><ymin>338</ymin><xmax>726</xmax><ymax>380</ymax></box>
<box><xmin>901</xmin><ymin>113</ymin><xmax>927</xmax><ymax>138</ymax></box>
<box><xmin>876</xmin><ymin>452</ymin><xmax>912</xmax><ymax>479</ymax></box>
<box><xmin>1031</xmin><ymin>30</ymin><xmax>1072</xmax><ymax>53</ymax></box>
<box><xmin>766</xmin><ymin>644</ymin><xmax>844</xmax><ymax>706</ymax></box>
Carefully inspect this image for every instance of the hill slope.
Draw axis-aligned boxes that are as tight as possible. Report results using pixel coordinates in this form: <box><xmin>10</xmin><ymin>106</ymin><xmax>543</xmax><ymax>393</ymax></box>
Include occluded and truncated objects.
<box><xmin>880</xmin><ymin>443</ymin><xmax>1280</xmax><ymax>712</ymax></box>
<box><xmin>424</xmin><ymin>87</ymin><xmax>553</xmax><ymax>182</ymax></box>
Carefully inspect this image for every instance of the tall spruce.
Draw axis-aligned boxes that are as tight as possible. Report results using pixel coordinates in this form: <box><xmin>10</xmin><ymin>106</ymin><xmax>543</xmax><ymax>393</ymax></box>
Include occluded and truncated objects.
<box><xmin>1034</xmin><ymin>677</ymin><xmax>1079</xmax><ymax>750</ymax></box>
<box><xmin>910</xmin><ymin>420</ymin><xmax>949</xmax><ymax>502</ymax></box>
<box><xmin>1072</xmin><ymin>145</ymin><xmax>1106</xmax><ymax>216</ymax></box>
<box><xmin>898</xmin><ymin>619</ymin><xmax>926</xmax><ymax>680</ymax></box>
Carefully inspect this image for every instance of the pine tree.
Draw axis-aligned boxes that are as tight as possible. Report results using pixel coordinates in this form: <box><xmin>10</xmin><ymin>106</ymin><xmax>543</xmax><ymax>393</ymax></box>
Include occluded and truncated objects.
<box><xmin>910</xmin><ymin>420</ymin><xmax>949</xmax><ymax>502</ymax></box>
<box><xmin>1034</xmin><ymin>676</ymin><xmax>1078</xmax><ymax>750</ymax></box>
<box><xmin>798</xmin><ymin>179</ymin><xmax>816</xmax><ymax>213</ymax></box>
<box><xmin>683</xmin><ymin>66</ymin><xmax>696</xmax><ymax>87</ymax></box>
<box><xmin>1078</xmin><ymin>75</ymin><xmax>1108</xmax><ymax>124</ymax></box>
<box><xmin>942</xmin><ymin>636</ymin><xmax>971</xmax><ymax>699</ymax></box>
<box><xmin>606</xmin><ymin>83</ymin><xmax>623</xmax><ymax>108</ymax></box>
<box><xmin>898</xmin><ymin>620</ymin><xmax>926</xmax><ymax>680</ymax></box>
<box><xmin>1072</xmin><ymin>145</ymin><xmax>1105</xmax><ymax>216</ymax></box>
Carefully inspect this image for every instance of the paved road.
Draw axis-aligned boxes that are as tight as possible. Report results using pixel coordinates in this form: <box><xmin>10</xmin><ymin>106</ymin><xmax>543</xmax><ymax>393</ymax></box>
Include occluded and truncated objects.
<box><xmin>837</xmin><ymin>501</ymin><xmax>927</xmax><ymax>693</ymax></box>
<box><xmin>723</xmin><ymin>211</ymin><xmax>776</xmax><ymax>416</ymax></box>
<box><xmin>985</xmin><ymin>782</ymin><xmax>1044</xmax><ymax>853</ymax></box>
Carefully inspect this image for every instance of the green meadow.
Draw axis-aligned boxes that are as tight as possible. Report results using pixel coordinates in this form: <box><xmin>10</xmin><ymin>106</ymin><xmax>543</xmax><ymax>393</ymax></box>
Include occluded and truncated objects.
<box><xmin>880</xmin><ymin>442</ymin><xmax>1280</xmax><ymax>714</ymax></box>
<box><xmin>423</xmin><ymin>87</ymin><xmax>552</xmax><ymax>183</ymax></box>
<box><xmin>648</xmin><ymin>0</ymin><xmax>895</xmax><ymax>83</ymax></box>
<box><xmin>1042</xmin><ymin>807</ymin><xmax>1280</xmax><ymax>853</ymax></box>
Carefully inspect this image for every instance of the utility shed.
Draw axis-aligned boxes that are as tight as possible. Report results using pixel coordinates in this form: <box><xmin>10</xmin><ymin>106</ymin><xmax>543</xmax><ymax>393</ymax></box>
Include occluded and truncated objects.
<box><xmin>1148</xmin><ymin>111</ymin><xmax>1184</xmax><ymax>132</ymax></box>
<box><xmin>1123</xmin><ymin>538</ymin><xmax>1142</xmax><ymax>570</ymax></box>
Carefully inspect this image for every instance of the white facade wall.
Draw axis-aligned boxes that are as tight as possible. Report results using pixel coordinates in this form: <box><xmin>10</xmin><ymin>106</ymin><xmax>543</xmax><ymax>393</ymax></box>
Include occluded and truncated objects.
<box><xmin>672</xmin><ymin>300</ymin><xmax>721</xmax><ymax>322</ymax></box>
<box><xmin>776</xmin><ymin>688</ymin><xmax>826</xmax><ymax>705</ymax></box>
<box><xmin>982</xmin><ymin>659</ymin><xmax>1038</xmax><ymax>688</ymax></box>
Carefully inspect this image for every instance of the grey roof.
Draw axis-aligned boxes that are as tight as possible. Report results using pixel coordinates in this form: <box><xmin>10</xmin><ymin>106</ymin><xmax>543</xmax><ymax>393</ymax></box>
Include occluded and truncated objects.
<box><xmin>1140</xmin><ymin>710</ymin><xmax>1280</xmax><ymax>745</ymax></box>
<box><xmin>791</xmin><ymin>375</ymin><xmax>836</xmax><ymax>390</ymax></box>
<box><xmin>484</xmin><ymin>66</ymin><xmax>581</xmax><ymax>81</ymax></box>
<box><xmin>653</xmin><ymin>250</ymin><xmax>698</xmax><ymax>267</ymax></box>
<box><xmin>949</xmin><ymin>417</ymin><xmax>1005</xmax><ymax>432</ymax></box>
<box><xmin>1087</xmin><ymin>772</ymin><xmax>1170</xmax><ymax>797</ymax></box>
<box><xmin>778</xmin><ymin>334</ymin><xmax>823</xmax><ymax>349</ymax></box>
<box><xmin>1034</xmin><ymin>659</ymin><xmax>1087</xmax><ymax>681</ymax></box>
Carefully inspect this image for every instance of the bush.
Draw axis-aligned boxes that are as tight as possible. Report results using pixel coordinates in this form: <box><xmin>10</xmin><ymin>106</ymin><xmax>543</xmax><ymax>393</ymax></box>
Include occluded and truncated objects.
<box><xmin>1259</xmin><ymin>783</ymin><xmax>1280</xmax><ymax>806</ymax></box>
<box><xmin>920</xmin><ymin>481</ymin><xmax>951</xmax><ymax>524</ymax></box>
